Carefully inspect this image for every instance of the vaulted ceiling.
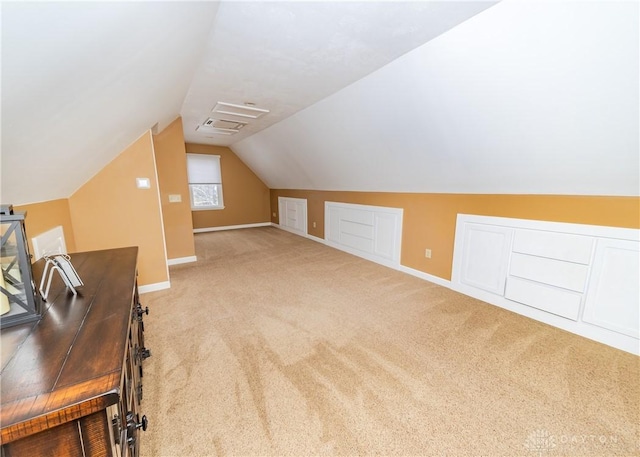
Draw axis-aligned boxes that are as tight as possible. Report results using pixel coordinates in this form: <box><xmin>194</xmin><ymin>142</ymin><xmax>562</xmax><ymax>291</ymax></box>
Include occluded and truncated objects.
<box><xmin>2</xmin><ymin>1</ymin><xmax>638</xmax><ymax>205</ymax></box>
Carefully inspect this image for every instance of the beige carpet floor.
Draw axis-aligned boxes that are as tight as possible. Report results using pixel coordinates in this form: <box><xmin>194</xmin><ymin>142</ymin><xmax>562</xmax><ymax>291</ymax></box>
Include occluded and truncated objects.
<box><xmin>139</xmin><ymin>227</ymin><xmax>639</xmax><ymax>457</ymax></box>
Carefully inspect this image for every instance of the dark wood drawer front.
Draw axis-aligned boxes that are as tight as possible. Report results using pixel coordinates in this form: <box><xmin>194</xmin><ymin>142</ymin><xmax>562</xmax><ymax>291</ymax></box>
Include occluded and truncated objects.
<box><xmin>2</xmin><ymin>411</ymin><xmax>112</xmax><ymax>457</ymax></box>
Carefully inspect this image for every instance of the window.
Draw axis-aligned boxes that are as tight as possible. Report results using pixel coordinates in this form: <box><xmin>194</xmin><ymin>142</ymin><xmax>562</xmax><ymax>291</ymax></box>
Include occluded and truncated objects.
<box><xmin>186</xmin><ymin>153</ymin><xmax>224</xmax><ymax>210</ymax></box>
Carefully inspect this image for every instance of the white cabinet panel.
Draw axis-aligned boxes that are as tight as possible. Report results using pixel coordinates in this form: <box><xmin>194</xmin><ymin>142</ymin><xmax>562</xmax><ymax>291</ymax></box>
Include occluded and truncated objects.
<box><xmin>327</xmin><ymin>207</ymin><xmax>340</xmax><ymax>243</ymax></box>
<box><xmin>340</xmin><ymin>220</ymin><xmax>374</xmax><ymax>240</ymax></box>
<box><xmin>341</xmin><ymin>232</ymin><xmax>375</xmax><ymax>253</ymax></box>
<box><xmin>325</xmin><ymin>202</ymin><xmax>402</xmax><ymax>268</ymax></box>
<box><xmin>505</xmin><ymin>276</ymin><xmax>582</xmax><ymax>321</ymax></box>
<box><xmin>340</xmin><ymin>207</ymin><xmax>374</xmax><ymax>226</ymax></box>
<box><xmin>509</xmin><ymin>253</ymin><xmax>589</xmax><ymax>293</ymax></box>
<box><xmin>278</xmin><ymin>197</ymin><xmax>307</xmax><ymax>236</ymax></box>
<box><xmin>459</xmin><ymin>224</ymin><xmax>513</xmax><ymax>296</ymax></box>
<box><xmin>513</xmin><ymin>229</ymin><xmax>594</xmax><ymax>264</ymax></box>
<box><xmin>374</xmin><ymin>213</ymin><xmax>399</xmax><ymax>260</ymax></box>
<box><xmin>452</xmin><ymin>214</ymin><xmax>640</xmax><ymax>354</ymax></box>
<box><xmin>286</xmin><ymin>206</ymin><xmax>299</xmax><ymax>227</ymax></box>
<box><xmin>583</xmin><ymin>239</ymin><xmax>640</xmax><ymax>338</ymax></box>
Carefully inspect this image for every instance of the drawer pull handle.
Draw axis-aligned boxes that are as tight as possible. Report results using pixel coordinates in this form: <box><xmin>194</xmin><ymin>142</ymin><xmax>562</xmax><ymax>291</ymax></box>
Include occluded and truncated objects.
<box><xmin>136</xmin><ymin>304</ymin><xmax>149</xmax><ymax>319</ymax></box>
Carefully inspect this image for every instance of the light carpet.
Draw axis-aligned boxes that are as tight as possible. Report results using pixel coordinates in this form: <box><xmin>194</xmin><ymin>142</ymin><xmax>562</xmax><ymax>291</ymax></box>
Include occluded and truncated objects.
<box><xmin>139</xmin><ymin>227</ymin><xmax>639</xmax><ymax>457</ymax></box>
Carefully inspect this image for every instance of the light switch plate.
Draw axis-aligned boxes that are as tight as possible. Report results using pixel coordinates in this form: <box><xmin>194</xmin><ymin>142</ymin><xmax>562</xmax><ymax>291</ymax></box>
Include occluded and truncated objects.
<box><xmin>136</xmin><ymin>178</ymin><xmax>150</xmax><ymax>189</ymax></box>
<box><xmin>168</xmin><ymin>194</ymin><xmax>182</xmax><ymax>203</ymax></box>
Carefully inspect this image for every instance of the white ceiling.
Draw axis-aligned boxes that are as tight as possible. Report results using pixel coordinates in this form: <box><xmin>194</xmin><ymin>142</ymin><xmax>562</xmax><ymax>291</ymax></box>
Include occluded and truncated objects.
<box><xmin>1</xmin><ymin>0</ymin><xmax>497</xmax><ymax>205</ymax></box>
<box><xmin>233</xmin><ymin>0</ymin><xmax>639</xmax><ymax>195</ymax></box>
<box><xmin>1</xmin><ymin>1</ymin><xmax>219</xmax><ymax>204</ymax></box>
<box><xmin>2</xmin><ymin>1</ymin><xmax>638</xmax><ymax>205</ymax></box>
<box><xmin>181</xmin><ymin>1</ymin><xmax>497</xmax><ymax>146</ymax></box>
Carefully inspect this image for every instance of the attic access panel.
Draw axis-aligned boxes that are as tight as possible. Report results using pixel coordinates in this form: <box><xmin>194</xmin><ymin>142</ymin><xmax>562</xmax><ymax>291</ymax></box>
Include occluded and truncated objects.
<box><xmin>212</xmin><ymin>102</ymin><xmax>269</xmax><ymax>119</ymax></box>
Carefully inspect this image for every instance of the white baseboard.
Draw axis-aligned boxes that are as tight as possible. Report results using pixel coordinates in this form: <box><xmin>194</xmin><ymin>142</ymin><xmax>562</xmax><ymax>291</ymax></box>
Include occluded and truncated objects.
<box><xmin>306</xmin><ymin>233</ymin><xmax>326</xmax><ymax>244</ymax></box>
<box><xmin>273</xmin><ymin>222</ymin><xmax>449</xmax><ymax>288</ymax></box>
<box><xmin>397</xmin><ymin>265</ymin><xmax>451</xmax><ymax>288</ymax></box>
<box><xmin>167</xmin><ymin>255</ymin><xmax>197</xmax><ymax>266</ymax></box>
<box><xmin>272</xmin><ymin>223</ymin><xmax>325</xmax><ymax>244</ymax></box>
<box><xmin>194</xmin><ymin>222</ymin><xmax>271</xmax><ymax>233</ymax></box>
<box><xmin>139</xmin><ymin>281</ymin><xmax>171</xmax><ymax>294</ymax></box>
<box><xmin>325</xmin><ymin>239</ymin><xmax>401</xmax><ymax>271</ymax></box>
<box><xmin>272</xmin><ymin>222</ymin><xmax>307</xmax><ymax>237</ymax></box>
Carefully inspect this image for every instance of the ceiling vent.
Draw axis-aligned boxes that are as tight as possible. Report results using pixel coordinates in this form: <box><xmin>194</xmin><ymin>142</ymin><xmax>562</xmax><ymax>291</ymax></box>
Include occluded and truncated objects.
<box><xmin>212</xmin><ymin>102</ymin><xmax>269</xmax><ymax>119</ymax></box>
<box><xmin>203</xmin><ymin>118</ymin><xmax>247</xmax><ymax>130</ymax></box>
<box><xmin>196</xmin><ymin>125</ymin><xmax>238</xmax><ymax>136</ymax></box>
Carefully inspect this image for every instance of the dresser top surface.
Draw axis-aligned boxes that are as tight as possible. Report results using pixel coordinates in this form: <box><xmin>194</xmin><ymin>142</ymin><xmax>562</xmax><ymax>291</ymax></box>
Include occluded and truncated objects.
<box><xmin>1</xmin><ymin>247</ymin><xmax>138</xmax><ymax>431</ymax></box>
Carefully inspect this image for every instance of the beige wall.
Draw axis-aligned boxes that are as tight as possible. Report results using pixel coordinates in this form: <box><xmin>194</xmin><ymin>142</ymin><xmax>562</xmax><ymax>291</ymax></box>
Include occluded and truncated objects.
<box><xmin>153</xmin><ymin>118</ymin><xmax>195</xmax><ymax>260</ymax></box>
<box><xmin>14</xmin><ymin>199</ymin><xmax>77</xmax><ymax>257</ymax></box>
<box><xmin>185</xmin><ymin>144</ymin><xmax>270</xmax><ymax>229</ymax></box>
<box><xmin>271</xmin><ymin>190</ymin><xmax>640</xmax><ymax>281</ymax></box>
<box><xmin>69</xmin><ymin>131</ymin><xmax>168</xmax><ymax>287</ymax></box>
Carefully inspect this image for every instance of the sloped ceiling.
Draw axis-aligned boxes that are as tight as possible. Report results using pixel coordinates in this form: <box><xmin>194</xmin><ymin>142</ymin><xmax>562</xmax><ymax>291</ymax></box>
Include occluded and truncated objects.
<box><xmin>2</xmin><ymin>0</ymin><xmax>497</xmax><ymax>206</ymax></box>
<box><xmin>232</xmin><ymin>0</ymin><xmax>639</xmax><ymax>196</ymax></box>
<box><xmin>181</xmin><ymin>1</ymin><xmax>497</xmax><ymax>146</ymax></box>
<box><xmin>1</xmin><ymin>2</ymin><xmax>219</xmax><ymax>205</ymax></box>
<box><xmin>2</xmin><ymin>1</ymin><xmax>638</xmax><ymax>206</ymax></box>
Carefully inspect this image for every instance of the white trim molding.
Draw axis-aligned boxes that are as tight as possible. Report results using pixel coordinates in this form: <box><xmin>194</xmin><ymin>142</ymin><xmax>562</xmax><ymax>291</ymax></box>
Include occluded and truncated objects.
<box><xmin>306</xmin><ymin>233</ymin><xmax>326</xmax><ymax>245</ymax></box>
<box><xmin>193</xmin><ymin>222</ymin><xmax>271</xmax><ymax>233</ymax></box>
<box><xmin>398</xmin><ymin>265</ymin><xmax>451</xmax><ymax>288</ymax></box>
<box><xmin>167</xmin><ymin>256</ymin><xmax>197</xmax><ymax>266</ymax></box>
<box><xmin>273</xmin><ymin>223</ymin><xmax>326</xmax><ymax>245</ymax></box>
<box><xmin>139</xmin><ymin>280</ymin><xmax>171</xmax><ymax>294</ymax></box>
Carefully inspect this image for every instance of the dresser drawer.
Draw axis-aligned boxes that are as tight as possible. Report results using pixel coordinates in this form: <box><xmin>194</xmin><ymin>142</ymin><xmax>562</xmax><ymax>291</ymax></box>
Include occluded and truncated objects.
<box><xmin>505</xmin><ymin>276</ymin><xmax>582</xmax><ymax>320</ymax></box>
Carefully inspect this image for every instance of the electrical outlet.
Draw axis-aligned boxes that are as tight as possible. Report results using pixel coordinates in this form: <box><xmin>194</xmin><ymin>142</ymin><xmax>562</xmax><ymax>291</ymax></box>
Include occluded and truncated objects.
<box><xmin>313</xmin><ymin>222</ymin><xmax>317</xmax><ymax>228</ymax></box>
<box><xmin>272</xmin><ymin>212</ymin><xmax>276</xmax><ymax>217</ymax></box>
<box><xmin>425</xmin><ymin>248</ymin><xmax>432</xmax><ymax>259</ymax></box>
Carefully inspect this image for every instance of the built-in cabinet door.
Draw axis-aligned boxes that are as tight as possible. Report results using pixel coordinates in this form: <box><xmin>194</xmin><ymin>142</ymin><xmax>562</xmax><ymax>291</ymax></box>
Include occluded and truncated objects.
<box><xmin>278</xmin><ymin>197</ymin><xmax>307</xmax><ymax>236</ymax></box>
<box><xmin>324</xmin><ymin>202</ymin><xmax>403</xmax><ymax>267</ymax></box>
<box><xmin>458</xmin><ymin>223</ymin><xmax>513</xmax><ymax>296</ymax></box>
<box><xmin>582</xmin><ymin>239</ymin><xmax>640</xmax><ymax>338</ymax></box>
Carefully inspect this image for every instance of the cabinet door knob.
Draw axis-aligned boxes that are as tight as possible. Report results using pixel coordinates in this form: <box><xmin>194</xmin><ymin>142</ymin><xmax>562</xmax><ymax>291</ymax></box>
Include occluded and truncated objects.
<box><xmin>136</xmin><ymin>304</ymin><xmax>149</xmax><ymax>318</ymax></box>
<box><xmin>136</xmin><ymin>414</ymin><xmax>149</xmax><ymax>432</ymax></box>
<box><xmin>126</xmin><ymin>412</ymin><xmax>149</xmax><ymax>433</ymax></box>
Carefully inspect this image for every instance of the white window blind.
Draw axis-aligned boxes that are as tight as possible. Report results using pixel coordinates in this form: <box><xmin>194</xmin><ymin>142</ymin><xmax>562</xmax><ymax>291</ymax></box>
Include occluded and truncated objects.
<box><xmin>186</xmin><ymin>153</ymin><xmax>224</xmax><ymax>210</ymax></box>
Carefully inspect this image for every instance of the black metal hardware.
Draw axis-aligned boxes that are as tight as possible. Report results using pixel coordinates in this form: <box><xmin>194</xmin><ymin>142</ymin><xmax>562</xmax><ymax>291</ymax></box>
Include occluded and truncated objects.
<box><xmin>134</xmin><ymin>345</ymin><xmax>151</xmax><ymax>365</ymax></box>
<box><xmin>135</xmin><ymin>303</ymin><xmax>149</xmax><ymax>319</ymax></box>
<box><xmin>111</xmin><ymin>414</ymin><xmax>121</xmax><ymax>445</ymax></box>
<box><xmin>125</xmin><ymin>412</ymin><xmax>148</xmax><ymax>450</ymax></box>
<box><xmin>138</xmin><ymin>414</ymin><xmax>148</xmax><ymax>431</ymax></box>
<box><xmin>126</xmin><ymin>412</ymin><xmax>137</xmax><ymax>449</ymax></box>
<box><xmin>135</xmin><ymin>303</ymin><xmax>149</xmax><ymax>333</ymax></box>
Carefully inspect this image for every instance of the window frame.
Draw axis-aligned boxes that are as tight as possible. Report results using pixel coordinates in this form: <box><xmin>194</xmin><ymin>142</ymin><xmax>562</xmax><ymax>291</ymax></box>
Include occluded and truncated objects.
<box><xmin>186</xmin><ymin>154</ymin><xmax>225</xmax><ymax>211</ymax></box>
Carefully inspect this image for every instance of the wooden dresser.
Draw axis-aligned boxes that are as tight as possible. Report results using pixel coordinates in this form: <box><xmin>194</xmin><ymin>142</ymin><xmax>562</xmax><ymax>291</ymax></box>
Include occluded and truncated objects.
<box><xmin>1</xmin><ymin>247</ymin><xmax>151</xmax><ymax>456</ymax></box>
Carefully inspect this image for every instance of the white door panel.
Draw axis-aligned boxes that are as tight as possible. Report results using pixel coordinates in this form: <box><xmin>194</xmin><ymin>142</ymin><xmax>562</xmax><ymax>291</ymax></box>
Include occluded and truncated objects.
<box><xmin>459</xmin><ymin>223</ymin><xmax>513</xmax><ymax>296</ymax></box>
<box><xmin>583</xmin><ymin>239</ymin><xmax>639</xmax><ymax>338</ymax></box>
